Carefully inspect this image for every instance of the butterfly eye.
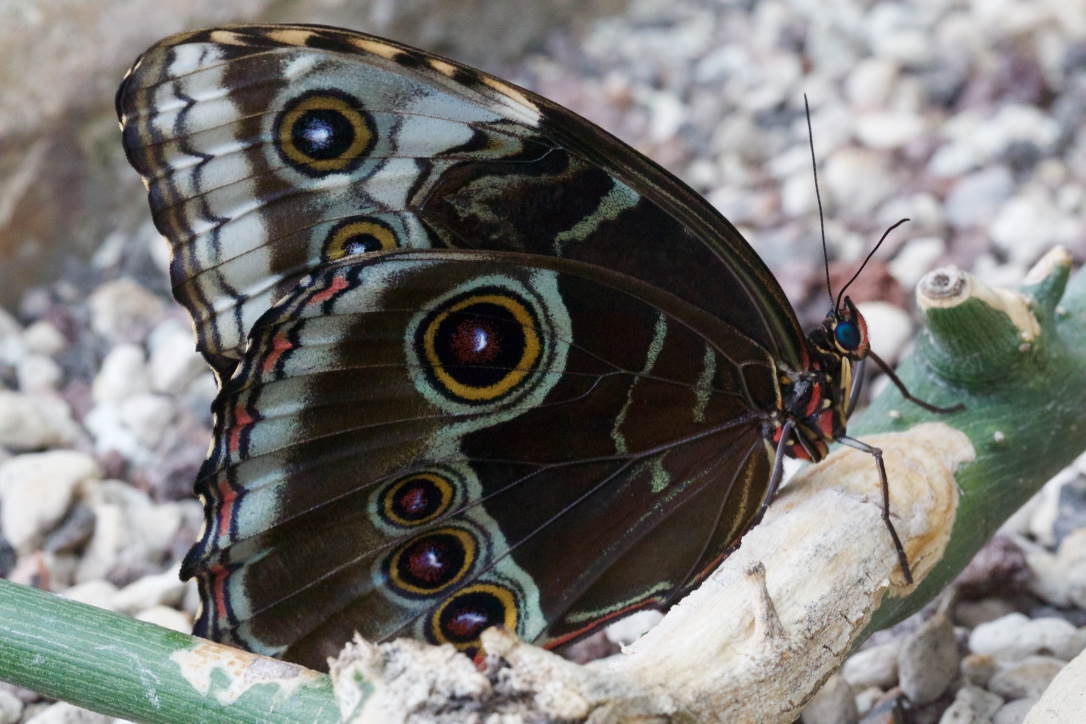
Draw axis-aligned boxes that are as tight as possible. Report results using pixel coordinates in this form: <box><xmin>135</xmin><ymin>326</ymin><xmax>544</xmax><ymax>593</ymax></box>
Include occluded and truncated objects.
<box><xmin>835</xmin><ymin>319</ymin><xmax>863</xmax><ymax>351</ymax></box>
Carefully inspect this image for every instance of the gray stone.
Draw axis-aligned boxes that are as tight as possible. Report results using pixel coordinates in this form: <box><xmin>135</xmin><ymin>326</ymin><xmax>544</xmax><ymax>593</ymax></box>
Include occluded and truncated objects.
<box><xmin>801</xmin><ymin>673</ymin><xmax>858</xmax><ymax>724</ymax></box>
<box><xmin>87</xmin><ymin>278</ymin><xmax>163</xmax><ymax>343</ymax></box>
<box><xmin>134</xmin><ymin>604</ymin><xmax>192</xmax><ymax>633</ymax></box>
<box><xmin>993</xmin><ymin>698</ymin><xmax>1038</xmax><ymax>724</ymax></box>
<box><xmin>823</xmin><ymin>147</ymin><xmax>898</xmax><ymax>216</ymax></box>
<box><xmin>16</xmin><ymin>354</ymin><xmax>63</xmax><ymax>392</ymax></box>
<box><xmin>989</xmin><ymin>191</ymin><xmax>1080</xmax><ymax>266</ymax></box>
<box><xmin>944</xmin><ymin>166</ymin><xmax>1015</xmax><ymax>230</ymax></box>
<box><xmin>21</xmin><ymin>321</ymin><xmax>65</xmax><ymax>357</ymax></box>
<box><xmin>0</xmin><ymin>391</ymin><xmax>80</xmax><ymax>451</ymax></box>
<box><xmin>969</xmin><ymin>614</ymin><xmax>1086</xmax><ymax>662</ymax></box>
<box><xmin>61</xmin><ymin>579</ymin><xmax>119</xmax><ymax>611</ymax></box>
<box><xmin>987</xmin><ymin>656</ymin><xmax>1064</xmax><ymax>700</ymax></box>
<box><xmin>960</xmin><ymin>652</ymin><xmax>999</xmax><ymax>687</ymax></box>
<box><xmin>117</xmin><ymin>393</ymin><xmax>176</xmax><ymax>450</ymax></box>
<box><xmin>91</xmin><ymin>344</ymin><xmax>150</xmax><ymax>404</ymax></box>
<box><xmin>0</xmin><ymin>451</ymin><xmax>102</xmax><ymax>552</ymax></box>
<box><xmin>938</xmin><ymin>685</ymin><xmax>1004</xmax><ymax>724</ymax></box>
<box><xmin>888</xmin><ymin>237</ymin><xmax>946</xmax><ymax>290</ymax></box>
<box><xmin>147</xmin><ymin>320</ymin><xmax>205</xmax><ymax>395</ymax></box>
<box><xmin>955</xmin><ymin>599</ymin><xmax>1019</xmax><ymax>630</ymax></box>
<box><xmin>854</xmin><ymin>111</ymin><xmax>926</xmax><ymax>150</ymax></box>
<box><xmin>0</xmin><ymin>687</ymin><xmax>21</xmax><ymax>724</ymax></box>
<box><xmin>841</xmin><ymin>642</ymin><xmax>900</xmax><ymax>690</ymax></box>
<box><xmin>112</xmin><ymin>566</ymin><xmax>187</xmax><ymax>614</ymax></box>
<box><xmin>899</xmin><ymin>612</ymin><xmax>959</xmax><ymax>705</ymax></box>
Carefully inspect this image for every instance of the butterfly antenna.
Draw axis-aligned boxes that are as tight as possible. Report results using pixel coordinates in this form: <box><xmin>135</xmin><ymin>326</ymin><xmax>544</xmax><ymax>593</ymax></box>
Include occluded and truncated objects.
<box><xmin>804</xmin><ymin>95</ymin><xmax>835</xmax><ymax>312</ymax></box>
<box><xmin>834</xmin><ymin>218</ymin><xmax>910</xmax><ymax>312</ymax></box>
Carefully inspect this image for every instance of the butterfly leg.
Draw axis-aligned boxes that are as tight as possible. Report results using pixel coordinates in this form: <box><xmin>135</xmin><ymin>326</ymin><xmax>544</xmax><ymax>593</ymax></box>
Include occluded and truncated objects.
<box><xmin>753</xmin><ymin>419</ymin><xmax>798</xmax><ymax>528</ymax></box>
<box><xmin>839</xmin><ymin>436</ymin><xmax>914</xmax><ymax>585</ymax></box>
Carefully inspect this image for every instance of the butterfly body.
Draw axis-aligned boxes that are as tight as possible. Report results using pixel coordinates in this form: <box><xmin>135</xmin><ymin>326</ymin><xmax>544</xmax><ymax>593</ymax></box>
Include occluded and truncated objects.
<box><xmin>118</xmin><ymin>24</ymin><xmax>873</xmax><ymax>669</ymax></box>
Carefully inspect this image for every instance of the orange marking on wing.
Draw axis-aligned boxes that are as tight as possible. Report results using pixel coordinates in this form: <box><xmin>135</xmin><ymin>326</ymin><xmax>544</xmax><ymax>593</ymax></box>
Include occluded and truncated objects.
<box><xmin>216</xmin><ymin>475</ymin><xmax>238</xmax><ymax>538</ymax></box>
<box><xmin>307</xmin><ymin>273</ymin><xmax>350</xmax><ymax>307</ymax></box>
<box><xmin>262</xmin><ymin>332</ymin><xmax>293</xmax><ymax>375</ymax></box>
<box><xmin>228</xmin><ymin>404</ymin><xmax>253</xmax><ymax>454</ymax></box>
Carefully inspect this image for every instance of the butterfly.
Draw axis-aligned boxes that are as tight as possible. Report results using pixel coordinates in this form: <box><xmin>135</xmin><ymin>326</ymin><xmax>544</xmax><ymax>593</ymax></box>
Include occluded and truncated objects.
<box><xmin>116</xmin><ymin>24</ymin><xmax>951</xmax><ymax>670</ymax></box>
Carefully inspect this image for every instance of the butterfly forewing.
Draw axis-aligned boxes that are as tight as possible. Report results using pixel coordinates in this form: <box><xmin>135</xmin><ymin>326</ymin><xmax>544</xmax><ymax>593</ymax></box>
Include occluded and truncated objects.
<box><xmin>117</xmin><ymin>24</ymin><xmax>807</xmax><ymax>379</ymax></box>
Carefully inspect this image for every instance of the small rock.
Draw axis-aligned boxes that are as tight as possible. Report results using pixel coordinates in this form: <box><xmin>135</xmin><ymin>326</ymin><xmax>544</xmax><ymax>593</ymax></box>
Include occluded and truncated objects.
<box><xmin>899</xmin><ymin>613</ymin><xmax>959</xmax><ymax>705</ymax></box>
<box><xmin>61</xmin><ymin>579</ymin><xmax>119</xmax><ymax>611</ymax></box>
<box><xmin>147</xmin><ymin>321</ymin><xmax>205</xmax><ymax>395</ymax></box>
<box><xmin>955</xmin><ymin>535</ymin><xmax>1030</xmax><ymax>598</ymax></box>
<box><xmin>0</xmin><ymin>391</ymin><xmax>80</xmax><ymax>451</ymax></box>
<box><xmin>854</xmin><ymin>111</ymin><xmax>926</xmax><ymax>150</ymax></box>
<box><xmin>987</xmin><ymin>656</ymin><xmax>1064</xmax><ymax>700</ymax></box>
<box><xmin>854</xmin><ymin>686</ymin><xmax>884</xmax><ymax>716</ymax></box>
<box><xmin>21</xmin><ymin>321</ymin><xmax>66</xmax><ymax>357</ymax></box>
<box><xmin>855</xmin><ymin>302</ymin><xmax>913</xmax><ymax>363</ymax></box>
<box><xmin>112</xmin><ymin>566</ymin><xmax>186</xmax><ymax>614</ymax></box>
<box><xmin>955</xmin><ymin>598</ymin><xmax>1020</xmax><ymax>630</ymax></box>
<box><xmin>802</xmin><ymin>673</ymin><xmax>858</xmax><ymax>724</ymax></box>
<box><xmin>845</xmin><ymin>57</ymin><xmax>900</xmax><ymax>109</ymax></box>
<box><xmin>888</xmin><ymin>237</ymin><xmax>946</xmax><ymax>289</ymax></box>
<box><xmin>961</xmin><ymin>653</ymin><xmax>999</xmax><ymax>687</ymax></box>
<box><xmin>87</xmin><ymin>279</ymin><xmax>163</xmax><ymax>343</ymax></box>
<box><xmin>823</xmin><ymin>147</ymin><xmax>898</xmax><ymax>216</ymax></box>
<box><xmin>0</xmin><ymin>451</ymin><xmax>102</xmax><ymax>552</ymax></box>
<box><xmin>16</xmin><ymin>354</ymin><xmax>63</xmax><ymax>392</ymax></box>
<box><xmin>938</xmin><ymin>685</ymin><xmax>1004</xmax><ymax>723</ymax></box>
<box><xmin>91</xmin><ymin>344</ymin><xmax>150</xmax><ymax>404</ymax></box>
<box><xmin>118</xmin><ymin>393</ymin><xmax>176</xmax><ymax>449</ymax></box>
<box><xmin>0</xmin><ymin>687</ymin><xmax>22</xmax><ymax>724</ymax></box>
<box><xmin>135</xmin><ymin>604</ymin><xmax>192</xmax><ymax>633</ymax></box>
<box><xmin>969</xmin><ymin>614</ymin><xmax>1086</xmax><ymax>662</ymax></box>
<box><xmin>842</xmin><ymin>642</ymin><xmax>900</xmax><ymax>690</ymax></box>
<box><xmin>24</xmin><ymin>701</ymin><xmax>111</xmax><ymax>723</ymax></box>
<box><xmin>989</xmin><ymin>191</ymin><xmax>1080</xmax><ymax>265</ymax></box>
<box><xmin>993</xmin><ymin>698</ymin><xmax>1037</xmax><ymax>724</ymax></box>
<box><xmin>943</xmin><ymin>166</ymin><xmax>1015</xmax><ymax>230</ymax></box>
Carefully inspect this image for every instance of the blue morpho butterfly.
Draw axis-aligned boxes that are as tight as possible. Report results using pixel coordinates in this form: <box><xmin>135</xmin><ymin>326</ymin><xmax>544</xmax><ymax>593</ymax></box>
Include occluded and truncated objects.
<box><xmin>116</xmin><ymin>24</ymin><xmax>958</xmax><ymax>669</ymax></box>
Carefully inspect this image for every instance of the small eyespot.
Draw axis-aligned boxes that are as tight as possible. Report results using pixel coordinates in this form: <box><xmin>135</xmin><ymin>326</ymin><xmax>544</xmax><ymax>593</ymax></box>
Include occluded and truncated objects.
<box><xmin>834</xmin><ymin>320</ymin><xmax>862</xmax><ymax>351</ymax></box>
<box><xmin>379</xmin><ymin>472</ymin><xmax>455</xmax><ymax>528</ymax></box>
<box><xmin>274</xmin><ymin>90</ymin><xmax>375</xmax><ymax>176</ymax></box>
<box><xmin>323</xmin><ymin>217</ymin><xmax>399</xmax><ymax>261</ymax></box>
<box><xmin>386</xmin><ymin>528</ymin><xmax>476</xmax><ymax>596</ymax></box>
<box><xmin>428</xmin><ymin>583</ymin><xmax>518</xmax><ymax>653</ymax></box>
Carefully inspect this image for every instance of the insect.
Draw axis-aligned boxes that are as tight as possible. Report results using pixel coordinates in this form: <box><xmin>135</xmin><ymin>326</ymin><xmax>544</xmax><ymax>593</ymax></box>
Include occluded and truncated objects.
<box><xmin>116</xmin><ymin>24</ymin><xmax>956</xmax><ymax>670</ymax></box>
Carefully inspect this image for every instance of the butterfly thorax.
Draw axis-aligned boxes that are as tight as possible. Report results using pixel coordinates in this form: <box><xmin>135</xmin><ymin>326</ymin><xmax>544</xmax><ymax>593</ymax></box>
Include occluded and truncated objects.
<box><xmin>773</xmin><ymin>297</ymin><xmax>869</xmax><ymax>462</ymax></box>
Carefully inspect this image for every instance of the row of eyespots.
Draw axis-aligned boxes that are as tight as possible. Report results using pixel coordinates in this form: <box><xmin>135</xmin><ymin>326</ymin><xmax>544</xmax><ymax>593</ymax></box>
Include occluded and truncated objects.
<box><xmin>374</xmin><ymin>472</ymin><xmax>520</xmax><ymax>653</ymax></box>
<box><xmin>416</xmin><ymin>290</ymin><xmax>541</xmax><ymax>404</ymax></box>
<box><xmin>274</xmin><ymin>89</ymin><xmax>376</xmax><ymax>177</ymax></box>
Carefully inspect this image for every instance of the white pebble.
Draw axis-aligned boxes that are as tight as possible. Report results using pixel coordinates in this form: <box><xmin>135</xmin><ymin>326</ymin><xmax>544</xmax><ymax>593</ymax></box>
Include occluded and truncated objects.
<box><xmin>990</xmin><ymin>191</ymin><xmax>1080</xmax><ymax>266</ymax></box>
<box><xmin>939</xmin><ymin>685</ymin><xmax>1004</xmax><ymax>723</ymax></box>
<box><xmin>845</xmin><ymin>57</ymin><xmax>900</xmax><ymax>109</ymax></box>
<box><xmin>147</xmin><ymin>322</ymin><xmax>205</xmax><ymax>395</ymax></box>
<box><xmin>113</xmin><ymin>566</ymin><xmax>187</xmax><ymax>614</ymax></box>
<box><xmin>856</xmin><ymin>301</ymin><xmax>914</xmax><ymax>363</ymax></box>
<box><xmin>135</xmin><ymin>605</ymin><xmax>192</xmax><ymax>633</ymax></box>
<box><xmin>87</xmin><ymin>278</ymin><xmax>163</xmax><ymax>342</ymax></box>
<box><xmin>91</xmin><ymin>343</ymin><xmax>150</xmax><ymax>404</ymax></box>
<box><xmin>987</xmin><ymin>656</ymin><xmax>1065</xmax><ymax>700</ymax></box>
<box><xmin>944</xmin><ymin>166</ymin><xmax>1015</xmax><ymax>230</ymax></box>
<box><xmin>21</xmin><ymin>321</ymin><xmax>66</xmax><ymax>357</ymax></box>
<box><xmin>604</xmin><ymin>610</ymin><xmax>663</xmax><ymax>646</ymax></box>
<box><xmin>61</xmin><ymin>579</ymin><xmax>119</xmax><ymax>611</ymax></box>
<box><xmin>0</xmin><ymin>391</ymin><xmax>80</xmax><ymax>451</ymax></box>
<box><xmin>16</xmin><ymin>354</ymin><xmax>63</xmax><ymax>392</ymax></box>
<box><xmin>24</xmin><ymin>701</ymin><xmax>111</xmax><ymax>723</ymax></box>
<box><xmin>118</xmin><ymin>393</ymin><xmax>176</xmax><ymax>449</ymax></box>
<box><xmin>841</xmin><ymin>642</ymin><xmax>900</xmax><ymax>690</ymax></box>
<box><xmin>0</xmin><ymin>308</ymin><xmax>26</xmax><ymax>366</ymax></box>
<box><xmin>0</xmin><ymin>450</ymin><xmax>101</xmax><ymax>552</ymax></box>
<box><xmin>854</xmin><ymin>111</ymin><xmax>927</xmax><ymax>150</ymax></box>
<box><xmin>889</xmin><ymin>237</ymin><xmax>947</xmax><ymax>289</ymax></box>
<box><xmin>969</xmin><ymin>614</ymin><xmax>1086</xmax><ymax>662</ymax></box>
<box><xmin>0</xmin><ymin>687</ymin><xmax>23</xmax><ymax>724</ymax></box>
<box><xmin>823</xmin><ymin>147</ymin><xmax>898</xmax><ymax>216</ymax></box>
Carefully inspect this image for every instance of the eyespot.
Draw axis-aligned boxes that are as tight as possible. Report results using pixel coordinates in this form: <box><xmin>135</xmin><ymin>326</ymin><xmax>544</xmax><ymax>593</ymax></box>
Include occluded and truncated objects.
<box><xmin>274</xmin><ymin>90</ymin><xmax>375</xmax><ymax>176</ymax></box>
<box><xmin>417</xmin><ymin>290</ymin><xmax>541</xmax><ymax>403</ymax></box>
<box><xmin>379</xmin><ymin>472</ymin><xmax>455</xmax><ymax>528</ymax></box>
<box><xmin>834</xmin><ymin>319</ymin><xmax>862</xmax><ymax>351</ymax></box>
<box><xmin>386</xmin><ymin>528</ymin><xmax>477</xmax><ymax>596</ymax></box>
<box><xmin>428</xmin><ymin>583</ymin><xmax>518</xmax><ymax>652</ymax></box>
<box><xmin>323</xmin><ymin>217</ymin><xmax>399</xmax><ymax>261</ymax></box>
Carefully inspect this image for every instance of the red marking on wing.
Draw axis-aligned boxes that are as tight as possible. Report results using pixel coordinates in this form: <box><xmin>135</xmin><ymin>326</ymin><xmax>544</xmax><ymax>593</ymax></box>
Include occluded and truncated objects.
<box><xmin>307</xmin><ymin>273</ymin><xmax>350</xmax><ymax>307</ymax></box>
<box><xmin>215</xmin><ymin>475</ymin><xmax>238</xmax><ymax>538</ymax></box>
<box><xmin>262</xmin><ymin>333</ymin><xmax>294</xmax><ymax>375</ymax></box>
<box><xmin>543</xmin><ymin>598</ymin><xmax>663</xmax><ymax>651</ymax></box>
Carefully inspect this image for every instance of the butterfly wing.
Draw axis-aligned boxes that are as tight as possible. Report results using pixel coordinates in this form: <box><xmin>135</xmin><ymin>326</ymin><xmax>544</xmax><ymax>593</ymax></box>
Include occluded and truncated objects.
<box><xmin>183</xmin><ymin>249</ymin><xmax>778</xmax><ymax>668</ymax></box>
<box><xmin>116</xmin><ymin>24</ymin><xmax>806</xmax><ymax>378</ymax></box>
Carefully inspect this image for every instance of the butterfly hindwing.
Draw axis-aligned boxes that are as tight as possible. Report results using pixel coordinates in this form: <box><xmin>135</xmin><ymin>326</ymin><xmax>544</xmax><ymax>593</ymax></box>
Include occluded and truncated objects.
<box><xmin>180</xmin><ymin>249</ymin><xmax>776</xmax><ymax>667</ymax></box>
<box><xmin>117</xmin><ymin>24</ymin><xmax>805</xmax><ymax>379</ymax></box>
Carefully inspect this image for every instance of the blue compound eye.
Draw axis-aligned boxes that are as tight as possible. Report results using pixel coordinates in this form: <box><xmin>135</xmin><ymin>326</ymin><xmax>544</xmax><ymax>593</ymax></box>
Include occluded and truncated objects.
<box><xmin>835</xmin><ymin>320</ymin><xmax>862</xmax><ymax>351</ymax></box>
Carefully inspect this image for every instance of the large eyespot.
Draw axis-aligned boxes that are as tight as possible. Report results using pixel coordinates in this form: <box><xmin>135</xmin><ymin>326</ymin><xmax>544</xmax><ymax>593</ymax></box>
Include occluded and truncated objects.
<box><xmin>274</xmin><ymin>90</ymin><xmax>375</xmax><ymax>176</ymax></box>
<box><xmin>323</xmin><ymin>217</ymin><xmax>399</xmax><ymax>261</ymax></box>
<box><xmin>428</xmin><ymin>583</ymin><xmax>518</xmax><ymax>651</ymax></box>
<box><xmin>417</xmin><ymin>290</ymin><xmax>541</xmax><ymax>404</ymax></box>
<box><xmin>386</xmin><ymin>528</ymin><xmax>477</xmax><ymax>596</ymax></box>
<box><xmin>378</xmin><ymin>472</ymin><xmax>456</xmax><ymax>529</ymax></box>
<box><xmin>834</xmin><ymin>319</ymin><xmax>862</xmax><ymax>351</ymax></box>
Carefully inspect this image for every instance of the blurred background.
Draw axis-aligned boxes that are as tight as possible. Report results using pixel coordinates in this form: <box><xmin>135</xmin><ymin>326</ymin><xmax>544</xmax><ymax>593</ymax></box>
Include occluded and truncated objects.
<box><xmin>0</xmin><ymin>1</ymin><xmax>1085</xmax><ymax>721</ymax></box>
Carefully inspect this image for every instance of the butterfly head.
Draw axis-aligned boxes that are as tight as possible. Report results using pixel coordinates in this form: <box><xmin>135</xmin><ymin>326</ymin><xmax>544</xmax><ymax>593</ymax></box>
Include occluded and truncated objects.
<box><xmin>826</xmin><ymin>296</ymin><xmax>869</xmax><ymax>360</ymax></box>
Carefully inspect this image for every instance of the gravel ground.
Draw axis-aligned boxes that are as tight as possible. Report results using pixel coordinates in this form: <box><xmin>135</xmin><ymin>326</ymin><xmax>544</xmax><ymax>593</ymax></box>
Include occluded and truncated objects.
<box><xmin>1</xmin><ymin>1</ymin><xmax>1085</xmax><ymax>722</ymax></box>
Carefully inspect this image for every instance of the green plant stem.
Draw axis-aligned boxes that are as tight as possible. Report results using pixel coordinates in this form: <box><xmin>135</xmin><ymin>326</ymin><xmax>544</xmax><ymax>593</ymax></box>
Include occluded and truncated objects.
<box><xmin>0</xmin><ymin>578</ymin><xmax>340</xmax><ymax>722</ymax></box>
